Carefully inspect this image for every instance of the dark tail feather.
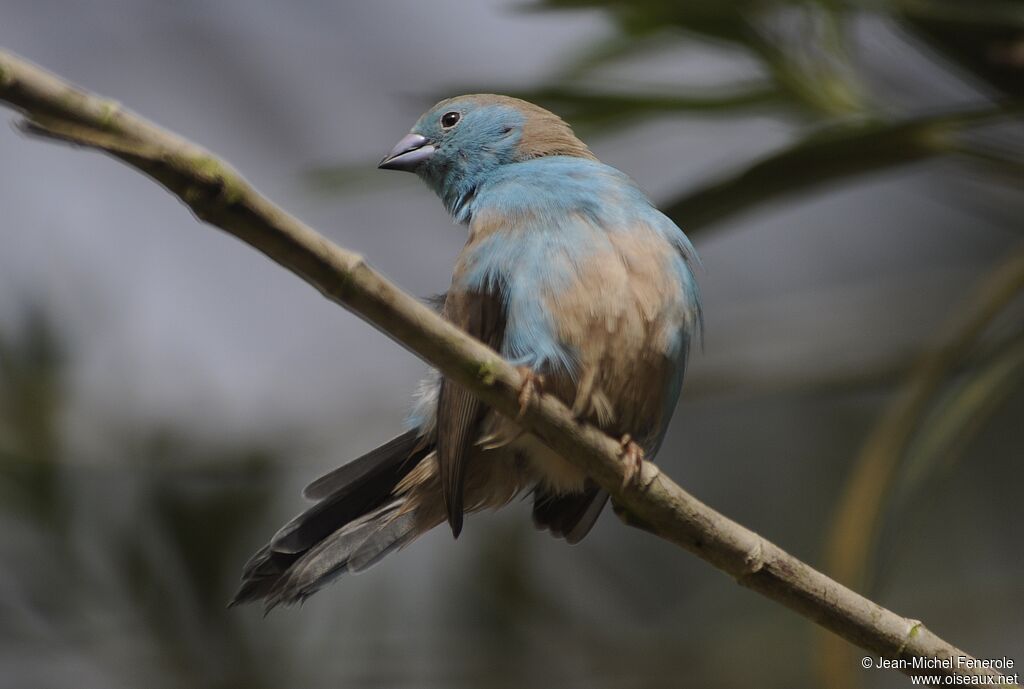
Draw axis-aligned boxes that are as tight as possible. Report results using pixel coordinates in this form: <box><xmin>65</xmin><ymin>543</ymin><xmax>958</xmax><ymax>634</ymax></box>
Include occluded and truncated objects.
<box><xmin>532</xmin><ymin>481</ymin><xmax>608</xmax><ymax>545</ymax></box>
<box><xmin>303</xmin><ymin>430</ymin><xmax>423</xmax><ymax>500</ymax></box>
<box><xmin>261</xmin><ymin>500</ymin><xmax>420</xmax><ymax>609</ymax></box>
<box><xmin>230</xmin><ymin>430</ymin><xmax>432</xmax><ymax>611</ymax></box>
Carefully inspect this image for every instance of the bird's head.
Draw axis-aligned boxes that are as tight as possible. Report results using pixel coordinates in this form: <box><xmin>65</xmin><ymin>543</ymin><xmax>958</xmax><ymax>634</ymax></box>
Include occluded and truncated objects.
<box><xmin>379</xmin><ymin>94</ymin><xmax>595</xmax><ymax>215</ymax></box>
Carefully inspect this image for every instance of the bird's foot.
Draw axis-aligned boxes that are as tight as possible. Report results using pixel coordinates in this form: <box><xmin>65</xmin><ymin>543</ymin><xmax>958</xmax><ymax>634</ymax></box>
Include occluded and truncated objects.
<box><xmin>618</xmin><ymin>434</ymin><xmax>645</xmax><ymax>489</ymax></box>
<box><xmin>515</xmin><ymin>366</ymin><xmax>545</xmax><ymax>419</ymax></box>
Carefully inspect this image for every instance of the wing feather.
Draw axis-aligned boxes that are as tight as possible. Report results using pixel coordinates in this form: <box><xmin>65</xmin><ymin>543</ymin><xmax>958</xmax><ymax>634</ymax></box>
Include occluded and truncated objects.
<box><xmin>436</xmin><ymin>288</ymin><xmax>506</xmax><ymax>537</ymax></box>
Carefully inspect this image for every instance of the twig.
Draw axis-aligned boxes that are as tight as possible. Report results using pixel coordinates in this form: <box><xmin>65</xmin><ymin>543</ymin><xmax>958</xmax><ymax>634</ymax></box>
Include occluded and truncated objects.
<box><xmin>0</xmin><ymin>49</ymin><xmax>1009</xmax><ymax>686</ymax></box>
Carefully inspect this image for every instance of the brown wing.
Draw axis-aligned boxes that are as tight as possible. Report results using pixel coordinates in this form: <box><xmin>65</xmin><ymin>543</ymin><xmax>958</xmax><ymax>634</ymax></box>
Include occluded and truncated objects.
<box><xmin>436</xmin><ymin>289</ymin><xmax>506</xmax><ymax>537</ymax></box>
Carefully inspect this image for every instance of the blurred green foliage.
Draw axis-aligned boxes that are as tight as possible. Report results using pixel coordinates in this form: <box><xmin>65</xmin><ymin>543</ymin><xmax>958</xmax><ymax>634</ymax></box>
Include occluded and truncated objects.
<box><xmin>0</xmin><ymin>310</ymin><xmax>293</xmax><ymax>689</ymax></box>
<box><xmin>520</xmin><ymin>0</ymin><xmax>1022</xmax><ymax>234</ymax></box>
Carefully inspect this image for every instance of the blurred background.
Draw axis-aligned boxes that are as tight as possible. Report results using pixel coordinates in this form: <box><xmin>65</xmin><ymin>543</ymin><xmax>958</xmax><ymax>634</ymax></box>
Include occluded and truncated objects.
<box><xmin>1</xmin><ymin>1</ymin><xmax>1022</xmax><ymax>687</ymax></box>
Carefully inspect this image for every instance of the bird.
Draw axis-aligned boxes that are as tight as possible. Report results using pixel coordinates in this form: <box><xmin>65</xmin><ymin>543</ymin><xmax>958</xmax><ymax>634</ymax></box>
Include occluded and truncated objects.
<box><xmin>230</xmin><ymin>94</ymin><xmax>702</xmax><ymax>610</ymax></box>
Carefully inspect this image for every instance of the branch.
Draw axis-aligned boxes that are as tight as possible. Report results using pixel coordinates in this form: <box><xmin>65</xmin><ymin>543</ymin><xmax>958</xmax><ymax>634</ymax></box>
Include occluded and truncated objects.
<box><xmin>0</xmin><ymin>49</ymin><xmax>1008</xmax><ymax>685</ymax></box>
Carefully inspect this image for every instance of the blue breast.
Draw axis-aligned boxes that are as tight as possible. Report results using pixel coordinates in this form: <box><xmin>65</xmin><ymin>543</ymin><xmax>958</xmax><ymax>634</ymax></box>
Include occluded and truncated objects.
<box><xmin>454</xmin><ymin>157</ymin><xmax>701</xmax><ymax>381</ymax></box>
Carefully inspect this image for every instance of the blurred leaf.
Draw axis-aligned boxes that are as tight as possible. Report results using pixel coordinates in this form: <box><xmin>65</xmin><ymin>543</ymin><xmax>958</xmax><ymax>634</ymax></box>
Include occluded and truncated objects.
<box><xmin>898</xmin><ymin>0</ymin><xmax>1024</xmax><ymax>99</ymax></box>
<box><xmin>901</xmin><ymin>328</ymin><xmax>1024</xmax><ymax>489</ymax></box>
<box><xmin>893</xmin><ymin>0</ymin><xmax>1024</xmax><ymax>26</ymax></box>
<box><xmin>0</xmin><ymin>307</ymin><xmax>66</xmax><ymax>524</ymax></box>
<box><xmin>530</xmin><ymin>0</ymin><xmax>871</xmax><ymax>114</ymax></box>
<box><xmin>664</xmin><ymin>106</ymin><xmax>1017</xmax><ymax>234</ymax></box>
<box><xmin>820</xmin><ymin>246</ymin><xmax>1024</xmax><ymax>689</ymax></box>
<box><xmin>954</xmin><ymin>143</ymin><xmax>1024</xmax><ymax>182</ymax></box>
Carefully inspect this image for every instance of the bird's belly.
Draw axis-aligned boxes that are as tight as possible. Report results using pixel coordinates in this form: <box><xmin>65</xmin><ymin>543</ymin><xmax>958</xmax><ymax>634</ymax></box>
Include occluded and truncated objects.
<box><xmin>538</xmin><ymin>230</ymin><xmax>689</xmax><ymax>444</ymax></box>
<box><xmin>475</xmin><ymin>411</ymin><xmax>588</xmax><ymax>494</ymax></box>
<box><xmin>512</xmin><ymin>433</ymin><xmax>587</xmax><ymax>493</ymax></box>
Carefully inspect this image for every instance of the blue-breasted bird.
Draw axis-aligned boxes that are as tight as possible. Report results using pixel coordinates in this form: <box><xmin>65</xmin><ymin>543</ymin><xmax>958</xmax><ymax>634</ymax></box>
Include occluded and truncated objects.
<box><xmin>231</xmin><ymin>95</ymin><xmax>702</xmax><ymax>610</ymax></box>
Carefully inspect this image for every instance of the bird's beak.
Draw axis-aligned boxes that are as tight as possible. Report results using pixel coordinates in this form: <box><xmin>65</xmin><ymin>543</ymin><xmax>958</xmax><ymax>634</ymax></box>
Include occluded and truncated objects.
<box><xmin>378</xmin><ymin>133</ymin><xmax>434</xmax><ymax>172</ymax></box>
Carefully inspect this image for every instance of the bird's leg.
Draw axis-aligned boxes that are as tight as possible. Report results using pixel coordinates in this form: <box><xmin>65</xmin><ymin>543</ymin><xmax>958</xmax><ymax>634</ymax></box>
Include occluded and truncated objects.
<box><xmin>515</xmin><ymin>366</ymin><xmax>545</xmax><ymax>419</ymax></box>
<box><xmin>618</xmin><ymin>434</ymin><xmax>645</xmax><ymax>488</ymax></box>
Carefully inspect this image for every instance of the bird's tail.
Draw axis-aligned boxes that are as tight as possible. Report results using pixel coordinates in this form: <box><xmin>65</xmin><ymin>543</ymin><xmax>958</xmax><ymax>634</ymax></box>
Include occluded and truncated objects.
<box><xmin>230</xmin><ymin>429</ymin><xmax>435</xmax><ymax>611</ymax></box>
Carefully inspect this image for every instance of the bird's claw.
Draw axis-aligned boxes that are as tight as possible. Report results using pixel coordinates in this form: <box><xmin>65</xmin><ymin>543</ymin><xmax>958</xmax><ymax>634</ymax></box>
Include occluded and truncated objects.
<box><xmin>618</xmin><ymin>435</ymin><xmax>645</xmax><ymax>489</ymax></box>
<box><xmin>515</xmin><ymin>366</ymin><xmax>545</xmax><ymax>419</ymax></box>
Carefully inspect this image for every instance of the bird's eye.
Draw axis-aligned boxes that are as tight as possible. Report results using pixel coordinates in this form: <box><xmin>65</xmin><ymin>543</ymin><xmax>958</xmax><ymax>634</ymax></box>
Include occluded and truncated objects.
<box><xmin>440</xmin><ymin>111</ymin><xmax>461</xmax><ymax>128</ymax></box>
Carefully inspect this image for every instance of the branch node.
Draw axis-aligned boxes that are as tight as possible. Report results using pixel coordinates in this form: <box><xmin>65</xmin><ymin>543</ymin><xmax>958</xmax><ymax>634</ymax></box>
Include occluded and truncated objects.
<box><xmin>347</xmin><ymin>253</ymin><xmax>367</xmax><ymax>273</ymax></box>
<box><xmin>898</xmin><ymin>620</ymin><xmax>924</xmax><ymax>655</ymax></box>
<box><xmin>477</xmin><ymin>359</ymin><xmax>499</xmax><ymax>386</ymax></box>
<box><xmin>639</xmin><ymin>460</ymin><xmax>661</xmax><ymax>490</ymax></box>
<box><xmin>180</xmin><ymin>154</ymin><xmax>246</xmax><ymax>205</ymax></box>
<box><xmin>98</xmin><ymin>100</ymin><xmax>121</xmax><ymax>129</ymax></box>
<box><xmin>741</xmin><ymin>537</ymin><xmax>766</xmax><ymax>576</ymax></box>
